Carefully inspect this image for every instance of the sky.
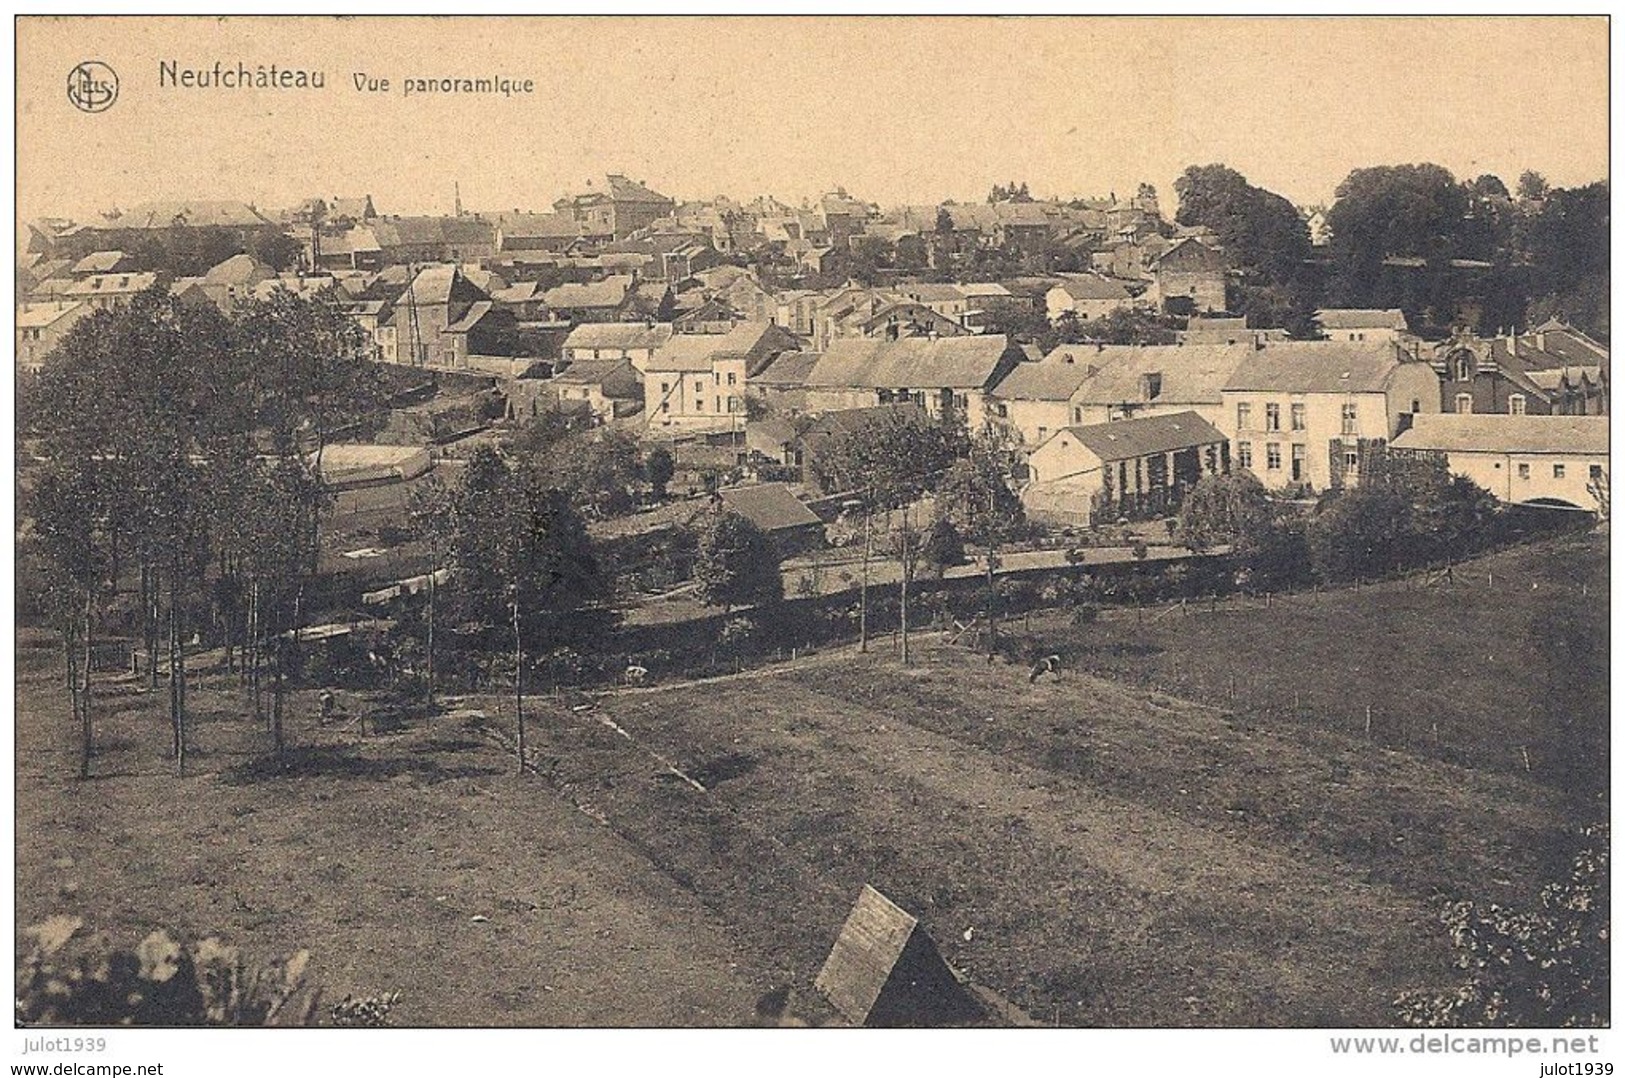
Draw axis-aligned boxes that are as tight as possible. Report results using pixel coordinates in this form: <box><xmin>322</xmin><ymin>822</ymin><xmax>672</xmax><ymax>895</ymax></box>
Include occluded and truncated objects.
<box><xmin>15</xmin><ymin>15</ymin><xmax>1610</xmax><ymax>223</ymax></box>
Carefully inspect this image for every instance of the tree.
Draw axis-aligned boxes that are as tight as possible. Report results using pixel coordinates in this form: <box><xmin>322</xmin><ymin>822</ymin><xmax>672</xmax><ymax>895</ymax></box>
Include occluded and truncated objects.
<box><xmin>1174</xmin><ymin>164</ymin><xmax>1312</xmax><ymax>288</ymax></box>
<box><xmin>692</xmin><ymin>508</ymin><xmax>783</xmax><ymax>613</ymax></box>
<box><xmin>1397</xmin><ymin>823</ymin><xmax>1608</xmax><ymax>1028</ymax></box>
<box><xmin>935</xmin><ymin>440</ymin><xmax>1025</xmax><ymax>659</ymax></box>
<box><xmin>920</xmin><ymin>517</ymin><xmax>966</xmax><ymax>577</ymax></box>
<box><xmin>1517</xmin><ymin>170</ymin><xmax>1550</xmax><ymax>202</ymax></box>
<box><xmin>645</xmin><ymin>446</ymin><xmax>675</xmax><ymax>501</ymax></box>
<box><xmin>1081</xmin><ymin>306</ymin><xmax>1179</xmax><ymax>346</ymax></box>
<box><xmin>406</xmin><ymin>475</ymin><xmax>454</xmax><ymax>706</ymax></box>
<box><xmin>1177</xmin><ymin>472</ymin><xmax>1269</xmax><ymax>552</ymax></box>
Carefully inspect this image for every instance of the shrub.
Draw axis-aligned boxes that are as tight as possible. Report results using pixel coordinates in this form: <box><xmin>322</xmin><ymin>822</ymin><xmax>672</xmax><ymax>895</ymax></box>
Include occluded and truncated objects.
<box><xmin>16</xmin><ymin>918</ymin><xmax>326</xmax><ymax>1027</ymax></box>
<box><xmin>1069</xmin><ymin>603</ymin><xmax>1100</xmax><ymax>627</ymax></box>
<box><xmin>920</xmin><ymin>517</ymin><xmax>966</xmax><ymax>575</ymax></box>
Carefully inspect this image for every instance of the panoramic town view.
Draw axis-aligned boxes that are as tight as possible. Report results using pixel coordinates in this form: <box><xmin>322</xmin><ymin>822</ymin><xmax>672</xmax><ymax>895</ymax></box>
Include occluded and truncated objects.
<box><xmin>11</xmin><ymin>16</ymin><xmax>1608</xmax><ymax>1049</ymax></box>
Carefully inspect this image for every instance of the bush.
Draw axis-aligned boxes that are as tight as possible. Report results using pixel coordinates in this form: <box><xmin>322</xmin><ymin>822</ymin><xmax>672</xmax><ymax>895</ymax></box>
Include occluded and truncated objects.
<box><xmin>16</xmin><ymin>918</ymin><xmax>325</xmax><ymax>1026</ymax></box>
<box><xmin>1069</xmin><ymin>603</ymin><xmax>1100</xmax><ymax>627</ymax></box>
<box><xmin>920</xmin><ymin>517</ymin><xmax>966</xmax><ymax>575</ymax></box>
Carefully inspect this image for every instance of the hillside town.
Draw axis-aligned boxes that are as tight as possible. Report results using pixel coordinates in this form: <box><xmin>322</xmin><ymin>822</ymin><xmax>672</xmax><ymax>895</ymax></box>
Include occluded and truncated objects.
<box><xmin>15</xmin><ymin>161</ymin><xmax>1611</xmax><ymax>1033</ymax></box>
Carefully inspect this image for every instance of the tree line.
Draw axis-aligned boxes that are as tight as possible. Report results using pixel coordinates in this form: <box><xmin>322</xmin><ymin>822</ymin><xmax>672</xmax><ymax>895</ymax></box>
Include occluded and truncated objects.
<box><xmin>21</xmin><ymin>286</ymin><xmax>386</xmax><ymax>776</ymax></box>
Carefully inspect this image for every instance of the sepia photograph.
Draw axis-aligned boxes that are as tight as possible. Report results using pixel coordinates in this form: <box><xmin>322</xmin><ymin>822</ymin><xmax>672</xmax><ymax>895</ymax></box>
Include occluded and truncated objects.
<box><xmin>9</xmin><ymin>11</ymin><xmax>1612</xmax><ymax>1074</ymax></box>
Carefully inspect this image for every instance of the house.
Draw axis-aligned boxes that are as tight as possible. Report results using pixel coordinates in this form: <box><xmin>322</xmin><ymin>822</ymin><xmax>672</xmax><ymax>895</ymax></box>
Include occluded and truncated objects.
<box><xmin>747</xmin><ymin>349</ymin><xmax>822</xmax><ymax>413</ymax></box>
<box><xmin>315</xmin><ymin>227</ymin><xmax>384</xmax><ymax>272</ymax></box>
<box><xmin>601</xmin><ymin>233</ymin><xmax>720</xmax><ymax>282</ymax></box>
<box><xmin>1315</xmin><ymin>308</ymin><xmax>1410</xmax><ymax>343</ymax></box>
<box><xmin>560</xmin><ymin>321</ymin><xmax>673</xmax><ymax>372</ymax></box>
<box><xmin>383</xmin><ymin>263</ymin><xmax>493</xmax><ymax>369</ymax></box>
<box><xmin>645</xmin><ymin>323</ymin><xmax>801</xmax><ymax>433</ymax></box>
<box><xmin>442</xmin><ymin>300</ymin><xmax>519</xmax><ymax>369</ymax></box>
<box><xmin>1389</xmin><ymin>414</ymin><xmax>1608</xmax><ymax>512</ymax></box>
<box><xmin>63</xmin><ymin>200</ymin><xmax>282</xmax><ymax>262</ymax></box>
<box><xmin>371</xmin><ymin>216</ymin><xmax>498</xmax><ymax>265</ymax></box>
<box><xmin>673</xmin><ymin>297</ymin><xmax>741</xmax><ymax>335</ymax></box>
<box><xmin>1046</xmin><ymin>274</ymin><xmax>1135</xmax><ymax>323</ymax></box>
<box><xmin>64</xmin><ymin>272</ymin><xmax>158</xmax><ymax>311</ymax></box>
<box><xmin>547</xmin><ymin>357</ymin><xmax>643</xmax><ymax>422</ymax></box>
<box><xmin>489</xmin><ymin>281</ymin><xmax>549</xmax><ymax>321</ymax></box>
<box><xmin>16</xmin><ymin>302</ymin><xmax>89</xmax><ymax>372</ymax></box>
<box><xmin>801</xmin><ymin>334</ymin><xmax>1024</xmax><ymax>425</ymax></box>
<box><xmin>957</xmin><ymin>282</ymin><xmax>1016</xmax><ymax>330</ymax></box>
<box><xmin>1220</xmin><ymin>341</ymin><xmax>1441</xmax><ymax>491</ymax></box>
<box><xmin>1432</xmin><ymin>325</ymin><xmax>1608</xmax><ymax>416</ymax></box>
<box><xmin>715</xmin><ymin>482</ymin><xmax>826</xmax><ymax>557</ymax></box>
<box><xmin>492</xmin><ymin>212</ymin><xmax>585</xmax><ymax>255</ymax></box>
<box><xmin>1179</xmin><ymin>316</ymin><xmax>1285</xmax><ymax>346</ymax></box>
<box><xmin>744</xmin><ymin>416</ymin><xmax>806</xmax><ymax>468</ymax></box>
<box><xmin>1057</xmin><ymin>341</ymin><xmax>1255</xmax><ymax>429</ymax></box>
<box><xmin>553</xmin><ymin>174</ymin><xmax>676</xmax><ymax>241</ymax></box>
<box><xmin>857</xmin><ymin>301</ymin><xmax>971</xmax><ymax>341</ymax></box>
<box><xmin>987</xmin><ymin>355</ymin><xmax>1099</xmax><ymax>449</ymax></box>
<box><xmin>799</xmin><ymin>402</ymin><xmax>931</xmax><ymax>488</ymax></box>
<box><xmin>541</xmin><ymin>275</ymin><xmax>635</xmax><ymax>323</ymax></box>
<box><xmin>344</xmin><ymin>298</ymin><xmax>394</xmax><ymax>360</ymax></box>
<box><xmin>1022</xmin><ymin>411</ymin><xmax>1230</xmax><ymax>527</ymax></box>
<box><xmin>1144</xmin><ymin>238</ymin><xmax>1228</xmax><ymax>315</ymax></box>
<box><xmin>69</xmin><ymin>250</ymin><xmax>133</xmax><ymax>277</ymax></box>
<box><xmin>196</xmin><ymin>253</ymin><xmax>278</xmax><ymax>310</ymax></box>
<box><xmin>898</xmin><ymin>283</ymin><xmax>970</xmax><ymax>324</ymax></box>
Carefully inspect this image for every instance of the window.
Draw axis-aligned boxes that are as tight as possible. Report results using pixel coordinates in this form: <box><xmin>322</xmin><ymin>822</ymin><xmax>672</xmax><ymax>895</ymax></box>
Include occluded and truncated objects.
<box><xmin>1509</xmin><ymin>393</ymin><xmax>1526</xmax><ymax>415</ymax></box>
<box><xmin>1517</xmin><ymin>463</ymin><xmax>1530</xmax><ymax>480</ymax></box>
<box><xmin>1341</xmin><ymin>402</ymin><xmax>1358</xmax><ymax>434</ymax></box>
<box><xmin>695</xmin><ymin>397</ymin><xmax>704</xmax><ymax>412</ymax></box>
<box><xmin>1345</xmin><ymin>450</ymin><xmax>1360</xmax><ymax>472</ymax></box>
<box><xmin>1291</xmin><ymin>443</ymin><xmax>1305</xmax><ymax>482</ymax></box>
<box><xmin>661</xmin><ymin>401</ymin><xmax>670</xmax><ymax>414</ymax></box>
<box><xmin>1237</xmin><ymin>441</ymin><xmax>1253</xmax><ymax>469</ymax></box>
<box><xmin>1266</xmin><ymin>443</ymin><xmax>1282</xmax><ymax>471</ymax></box>
<box><xmin>1036</xmin><ymin>426</ymin><xmax>1048</xmax><ymax>442</ymax></box>
<box><xmin>1411</xmin><ymin>399</ymin><xmax>1421</xmax><ymax>413</ymax></box>
<box><xmin>1590</xmin><ymin>465</ymin><xmax>1604</xmax><ymax>482</ymax></box>
<box><xmin>1236</xmin><ymin>402</ymin><xmax>1252</xmax><ymax>430</ymax></box>
<box><xmin>1074</xmin><ymin>407</ymin><xmax>1084</xmax><ymax>423</ymax></box>
<box><xmin>1553</xmin><ymin>464</ymin><xmax>1566</xmax><ymax>479</ymax></box>
<box><xmin>1266</xmin><ymin>403</ymin><xmax>1281</xmax><ymax>432</ymax></box>
<box><xmin>1141</xmin><ymin>372</ymin><xmax>1162</xmax><ymax>400</ymax></box>
<box><xmin>1290</xmin><ymin>403</ymin><xmax>1306</xmax><ymax>431</ymax></box>
<box><xmin>1455</xmin><ymin>355</ymin><xmax>1472</xmax><ymax>382</ymax></box>
<box><xmin>727</xmin><ymin>372</ymin><xmax>737</xmax><ymax>386</ymax></box>
<box><xmin>1455</xmin><ymin>393</ymin><xmax>1473</xmax><ymax>414</ymax></box>
<box><xmin>716</xmin><ymin>397</ymin><xmax>723</xmax><ymax>412</ymax></box>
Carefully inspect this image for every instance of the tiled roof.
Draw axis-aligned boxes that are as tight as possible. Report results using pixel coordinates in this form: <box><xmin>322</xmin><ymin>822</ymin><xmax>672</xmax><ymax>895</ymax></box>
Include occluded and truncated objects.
<box><xmin>649</xmin><ymin>322</ymin><xmax>796</xmax><ymax>373</ymax></box>
<box><xmin>990</xmin><ymin>358</ymin><xmax>1097</xmax><ymax>402</ymax></box>
<box><xmin>805</xmin><ymin>335</ymin><xmax>1016</xmax><ymax>390</ymax></box>
<box><xmin>543</xmin><ymin>275</ymin><xmax>634</xmax><ymax>310</ymax></box>
<box><xmin>749</xmin><ymin>349</ymin><xmax>821</xmax><ymax>387</ymax></box>
<box><xmin>100</xmin><ymin>201</ymin><xmax>274</xmax><ymax>230</ymax></box>
<box><xmin>562</xmin><ymin>321</ymin><xmax>672</xmax><ymax>351</ymax></box>
<box><xmin>71</xmin><ymin>251</ymin><xmax>127</xmax><ymax>274</ymax></box>
<box><xmin>1391</xmin><ymin>414</ymin><xmax>1609</xmax><ymax>456</ymax></box>
<box><xmin>717</xmin><ymin>482</ymin><xmax>822</xmax><ymax>532</ymax></box>
<box><xmin>1054</xmin><ymin>273</ymin><xmax>1131</xmax><ymax>301</ymax></box>
<box><xmin>1048</xmin><ymin>342</ymin><xmax>1253</xmax><ymax>405</ymax></box>
<box><xmin>1058</xmin><ymin>411</ymin><xmax>1228</xmax><ymax>463</ymax></box>
<box><xmin>1222</xmin><ymin>341</ymin><xmax>1418</xmax><ymax>394</ymax></box>
<box><xmin>1316</xmin><ymin>308</ymin><xmax>1409</xmax><ymax>331</ymax></box>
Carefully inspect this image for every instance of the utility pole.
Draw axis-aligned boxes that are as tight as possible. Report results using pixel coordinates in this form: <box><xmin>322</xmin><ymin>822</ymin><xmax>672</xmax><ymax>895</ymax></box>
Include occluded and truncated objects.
<box><xmin>859</xmin><ymin>492</ymin><xmax>872</xmax><ymax>653</ymax></box>
<box><xmin>900</xmin><ymin>502</ymin><xmax>912</xmax><ymax>665</ymax></box>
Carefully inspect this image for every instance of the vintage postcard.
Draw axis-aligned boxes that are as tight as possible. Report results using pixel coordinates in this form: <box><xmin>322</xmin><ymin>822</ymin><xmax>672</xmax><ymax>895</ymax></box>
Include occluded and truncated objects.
<box><xmin>10</xmin><ymin>12</ymin><xmax>1610</xmax><ymax>1072</ymax></box>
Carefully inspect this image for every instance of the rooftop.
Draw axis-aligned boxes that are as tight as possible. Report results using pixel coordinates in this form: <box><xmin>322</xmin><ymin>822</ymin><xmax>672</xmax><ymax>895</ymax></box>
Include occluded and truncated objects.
<box><xmin>1391</xmin><ymin>414</ymin><xmax>1609</xmax><ymax>456</ymax></box>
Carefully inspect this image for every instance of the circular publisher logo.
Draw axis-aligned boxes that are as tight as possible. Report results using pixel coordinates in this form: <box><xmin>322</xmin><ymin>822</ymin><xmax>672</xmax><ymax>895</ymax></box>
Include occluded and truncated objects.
<box><xmin>67</xmin><ymin>61</ymin><xmax>118</xmax><ymax>113</ymax></box>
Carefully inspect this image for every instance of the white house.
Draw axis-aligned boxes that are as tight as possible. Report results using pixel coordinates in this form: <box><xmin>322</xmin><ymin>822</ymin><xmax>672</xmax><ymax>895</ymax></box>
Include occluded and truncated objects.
<box><xmin>1315</xmin><ymin>308</ymin><xmax>1411</xmax><ymax>343</ymax></box>
<box><xmin>1022</xmin><ymin>411</ymin><xmax>1230</xmax><ymax>526</ymax></box>
<box><xmin>1045</xmin><ymin>273</ymin><xmax>1134</xmax><ymax>323</ymax></box>
<box><xmin>801</xmin><ymin>334</ymin><xmax>1025</xmax><ymax>426</ymax></box>
<box><xmin>1390</xmin><ymin>414</ymin><xmax>1608</xmax><ymax>512</ymax></box>
<box><xmin>1220</xmin><ymin>342</ymin><xmax>1441</xmax><ymax>491</ymax></box>
<box><xmin>561</xmin><ymin>321</ymin><xmax>674</xmax><ymax>372</ymax></box>
<box><xmin>644</xmin><ymin>322</ymin><xmax>800</xmax><ymax>433</ymax></box>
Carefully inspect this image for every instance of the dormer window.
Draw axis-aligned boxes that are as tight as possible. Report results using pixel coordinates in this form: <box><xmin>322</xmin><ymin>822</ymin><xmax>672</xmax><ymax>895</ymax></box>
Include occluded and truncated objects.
<box><xmin>1455</xmin><ymin>354</ymin><xmax>1472</xmax><ymax>382</ymax></box>
<box><xmin>1141</xmin><ymin>372</ymin><xmax>1163</xmax><ymax>400</ymax></box>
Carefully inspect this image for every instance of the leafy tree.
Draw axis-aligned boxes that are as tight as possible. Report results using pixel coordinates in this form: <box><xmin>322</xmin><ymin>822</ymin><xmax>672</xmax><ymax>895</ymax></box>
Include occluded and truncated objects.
<box><xmin>936</xmin><ymin>207</ymin><xmax>956</xmax><ymax>233</ymax></box>
<box><xmin>1396</xmin><ymin>823</ymin><xmax>1608</xmax><ymax>1028</ymax></box>
<box><xmin>1174</xmin><ymin>164</ymin><xmax>1311</xmax><ymax>287</ymax></box>
<box><xmin>523</xmin><ymin>429</ymin><xmax>644</xmax><ymax>520</ymax></box>
<box><xmin>1081</xmin><ymin>306</ymin><xmax>1179</xmax><ymax>345</ymax></box>
<box><xmin>692</xmin><ymin>508</ymin><xmax>783</xmax><ymax>613</ymax></box>
<box><xmin>1177</xmin><ymin>472</ymin><xmax>1269</xmax><ymax>551</ymax></box>
<box><xmin>1517</xmin><ymin>170</ymin><xmax>1550</xmax><ymax>202</ymax></box>
<box><xmin>1304</xmin><ymin>487</ymin><xmax>1411</xmax><ymax>582</ymax></box>
<box><xmin>935</xmin><ymin>440</ymin><xmax>1025</xmax><ymax>658</ymax></box>
<box><xmin>808</xmin><ymin>409</ymin><xmax>968</xmax><ymax>499</ymax></box>
<box><xmin>920</xmin><ymin>517</ymin><xmax>966</xmax><ymax>576</ymax></box>
<box><xmin>645</xmin><ymin>446</ymin><xmax>676</xmax><ymax>501</ymax></box>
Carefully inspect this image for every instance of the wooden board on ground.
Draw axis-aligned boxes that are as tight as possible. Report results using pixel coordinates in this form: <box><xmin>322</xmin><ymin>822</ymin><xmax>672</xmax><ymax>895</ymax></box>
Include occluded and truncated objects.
<box><xmin>814</xmin><ymin>884</ymin><xmax>981</xmax><ymax>1027</ymax></box>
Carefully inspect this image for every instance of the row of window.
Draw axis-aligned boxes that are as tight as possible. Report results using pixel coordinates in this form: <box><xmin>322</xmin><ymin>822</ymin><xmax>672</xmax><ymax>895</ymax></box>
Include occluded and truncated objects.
<box><xmin>1515</xmin><ymin>462</ymin><xmax>1602</xmax><ymax>481</ymax></box>
<box><xmin>1235</xmin><ymin>402</ymin><xmax>1357</xmax><ymax>434</ymax></box>
<box><xmin>1235</xmin><ymin>441</ymin><xmax>1313</xmax><ymax>479</ymax></box>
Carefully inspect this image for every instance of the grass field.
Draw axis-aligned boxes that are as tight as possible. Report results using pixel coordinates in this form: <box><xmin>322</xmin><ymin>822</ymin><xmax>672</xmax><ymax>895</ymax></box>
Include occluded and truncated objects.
<box><xmin>13</xmin><ymin>530</ymin><xmax>1606</xmax><ymax>1026</ymax></box>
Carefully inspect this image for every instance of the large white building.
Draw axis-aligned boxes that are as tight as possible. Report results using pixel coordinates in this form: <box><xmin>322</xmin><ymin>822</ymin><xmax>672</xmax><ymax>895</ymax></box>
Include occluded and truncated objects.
<box><xmin>1390</xmin><ymin>414</ymin><xmax>1609</xmax><ymax>512</ymax></box>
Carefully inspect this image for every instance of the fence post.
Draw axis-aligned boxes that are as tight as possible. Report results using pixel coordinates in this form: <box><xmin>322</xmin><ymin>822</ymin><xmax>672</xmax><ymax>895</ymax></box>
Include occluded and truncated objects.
<box><xmin>1364</xmin><ymin>705</ymin><xmax>1372</xmax><ymax>739</ymax></box>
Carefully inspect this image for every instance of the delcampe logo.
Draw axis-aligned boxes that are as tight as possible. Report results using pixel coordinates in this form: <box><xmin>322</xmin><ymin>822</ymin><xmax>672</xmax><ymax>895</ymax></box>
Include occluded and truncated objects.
<box><xmin>67</xmin><ymin>61</ymin><xmax>118</xmax><ymax>113</ymax></box>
